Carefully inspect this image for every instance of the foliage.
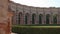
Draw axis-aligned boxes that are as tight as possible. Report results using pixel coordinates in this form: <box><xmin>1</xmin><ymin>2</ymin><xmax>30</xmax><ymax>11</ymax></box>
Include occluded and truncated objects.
<box><xmin>16</xmin><ymin>24</ymin><xmax>60</xmax><ymax>26</ymax></box>
<box><xmin>12</xmin><ymin>26</ymin><xmax>60</xmax><ymax>34</ymax></box>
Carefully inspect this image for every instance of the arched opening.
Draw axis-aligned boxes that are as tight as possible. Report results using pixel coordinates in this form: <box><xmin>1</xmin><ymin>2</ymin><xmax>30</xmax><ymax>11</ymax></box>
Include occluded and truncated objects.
<box><xmin>39</xmin><ymin>14</ymin><xmax>43</xmax><ymax>24</ymax></box>
<box><xmin>46</xmin><ymin>14</ymin><xmax>50</xmax><ymax>24</ymax></box>
<box><xmin>25</xmin><ymin>13</ymin><xmax>29</xmax><ymax>24</ymax></box>
<box><xmin>32</xmin><ymin>14</ymin><xmax>36</xmax><ymax>24</ymax></box>
<box><xmin>18</xmin><ymin>12</ymin><xmax>22</xmax><ymax>24</ymax></box>
<box><xmin>53</xmin><ymin>14</ymin><xmax>57</xmax><ymax>24</ymax></box>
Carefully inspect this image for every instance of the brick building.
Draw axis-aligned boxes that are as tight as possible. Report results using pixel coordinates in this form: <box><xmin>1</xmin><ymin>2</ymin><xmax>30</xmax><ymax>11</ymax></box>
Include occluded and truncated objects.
<box><xmin>0</xmin><ymin>0</ymin><xmax>12</xmax><ymax>34</ymax></box>
<box><xmin>0</xmin><ymin>0</ymin><xmax>60</xmax><ymax>34</ymax></box>
<box><xmin>9</xmin><ymin>1</ymin><xmax>60</xmax><ymax>25</ymax></box>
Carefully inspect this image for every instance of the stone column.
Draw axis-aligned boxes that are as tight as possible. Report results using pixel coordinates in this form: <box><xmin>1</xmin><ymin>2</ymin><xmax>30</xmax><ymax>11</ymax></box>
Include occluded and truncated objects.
<box><xmin>57</xmin><ymin>14</ymin><xmax>58</xmax><ymax>24</ymax></box>
<box><xmin>50</xmin><ymin>15</ymin><xmax>52</xmax><ymax>24</ymax></box>
<box><xmin>43</xmin><ymin>8</ymin><xmax>46</xmax><ymax>24</ymax></box>
<box><xmin>43</xmin><ymin>14</ymin><xmax>46</xmax><ymax>24</ymax></box>
<box><xmin>35</xmin><ymin>14</ymin><xmax>37</xmax><ymax>24</ymax></box>
<box><xmin>30</xmin><ymin>14</ymin><xmax>32</xmax><ymax>25</ymax></box>
<box><xmin>51</xmin><ymin>14</ymin><xmax>53</xmax><ymax>24</ymax></box>
<box><xmin>58</xmin><ymin>15</ymin><xmax>60</xmax><ymax>24</ymax></box>
<box><xmin>50</xmin><ymin>8</ymin><xmax>53</xmax><ymax>24</ymax></box>
<box><xmin>50</xmin><ymin>12</ymin><xmax>53</xmax><ymax>24</ymax></box>
<box><xmin>36</xmin><ymin>13</ymin><xmax>39</xmax><ymax>24</ymax></box>
<box><xmin>58</xmin><ymin>9</ymin><xmax>60</xmax><ymax>24</ymax></box>
<box><xmin>42</xmin><ymin>14</ymin><xmax>45</xmax><ymax>24</ymax></box>
<box><xmin>57</xmin><ymin>13</ymin><xmax>60</xmax><ymax>24</ymax></box>
<box><xmin>44</xmin><ymin>14</ymin><xmax>47</xmax><ymax>24</ymax></box>
<box><xmin>30</xmin><ymin>14</ymin><xmax>32</xmax><ymax>24</ymax></box>
<box><xmin>57</xmin><ymin>9</ymin><xmax>60</xmax><ymax>24</ymax></box>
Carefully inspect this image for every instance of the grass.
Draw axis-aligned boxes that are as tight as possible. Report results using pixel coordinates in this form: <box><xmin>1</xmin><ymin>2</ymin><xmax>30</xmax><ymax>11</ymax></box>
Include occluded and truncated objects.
<box><xmin>12</xmin><ymin>25</ymin><xmax>60</xmax><ymax>28</ymax></box>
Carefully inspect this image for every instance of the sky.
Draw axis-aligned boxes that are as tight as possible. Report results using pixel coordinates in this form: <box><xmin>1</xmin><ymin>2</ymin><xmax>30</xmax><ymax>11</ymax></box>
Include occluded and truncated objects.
<box><xmin>11</xmin><ymin>0</ymin><xmax>60</xmax><ymax>7</ymax></box>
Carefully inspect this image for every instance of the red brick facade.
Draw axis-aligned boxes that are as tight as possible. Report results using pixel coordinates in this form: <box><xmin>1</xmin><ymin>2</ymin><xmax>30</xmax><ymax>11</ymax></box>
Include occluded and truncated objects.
<box><xmin>0</xmin><ymin>0</ymin><xmax>12</xmax><ymax>34</ymax></box>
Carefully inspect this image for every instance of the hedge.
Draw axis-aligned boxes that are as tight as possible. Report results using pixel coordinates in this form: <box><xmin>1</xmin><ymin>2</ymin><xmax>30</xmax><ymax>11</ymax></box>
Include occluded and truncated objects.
<box><xmin>15</xmin><ymin>24</ymin><xmax>60</xmax><ymax>26</ymax></box>
<box><xmin>12</xmin><ymin>26</ymin><xmax>60</xmax><ymax>34</ymax></box>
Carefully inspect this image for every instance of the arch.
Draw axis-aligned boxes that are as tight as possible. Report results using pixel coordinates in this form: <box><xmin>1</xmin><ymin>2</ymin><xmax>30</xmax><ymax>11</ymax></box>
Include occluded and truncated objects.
<box><xmin>39</xmin><ymin>14</ymin><xmax>43</xmax><ymax>24</ymax></box>
<box><xmin>53</xmin><ymin>14</ymin><xmax>57</xmax><ymax>24</ymax></box>
<box><xmin>46</xmin><ymin>14</ymin><xmax>50</xmax><ymax>24</ymax></box>
<box><xmin>25</xmin><ymin>13</ymin><xmax>30</xmax><ymax>24</ymax></box>
<box><xmin>32</xmin><ymin>14</ymin><xmax>36</xmax><ymax>24</ymax></box>
<box><xmin>18</xmin><ymin>12</ymin><xmax>22</xmax><ymax>24</ymax></box>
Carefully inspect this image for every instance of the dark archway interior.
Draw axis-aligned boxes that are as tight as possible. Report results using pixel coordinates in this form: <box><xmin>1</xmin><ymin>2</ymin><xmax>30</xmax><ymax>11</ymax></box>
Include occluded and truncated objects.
<box><xmin>32</xmin><ymin>14</ymin><xmax>36</xmax><ymax>24</ymax></box>
<box><xmin>18</xmin><ymin>12</ymin><xmax>22</xmax><ymax>24</ymax></box>
<box><xmin>25</xmin><ymin>13</ymin><xmax>30</xmax><ymax>24</ymax></box>
<box><xmin>53</xmin><ymin>14</ymin><xmax>57</xmax><ymax>24</ymax></box>
<box><xmin>46</xmin><ymin>14</ymin><xmax>50</xmax><ymax>24</ymax></box>
<box><xmin>39</xmin><ymin>14</ymin><xmax>43</xmax><ymax>24</ymax></box>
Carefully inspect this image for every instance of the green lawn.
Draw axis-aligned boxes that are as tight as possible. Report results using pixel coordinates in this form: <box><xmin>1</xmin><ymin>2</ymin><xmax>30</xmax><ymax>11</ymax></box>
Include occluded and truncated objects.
<box><xmin>12</xmin><ymin>25</ymin><xmax>60</xmax><ymax>28</ymax></box>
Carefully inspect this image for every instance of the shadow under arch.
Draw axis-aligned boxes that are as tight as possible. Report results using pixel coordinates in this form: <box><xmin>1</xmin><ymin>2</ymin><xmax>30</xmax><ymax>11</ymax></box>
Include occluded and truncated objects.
<box><xmin>18</xmin><ymin>12</ymin><xmax>22</xmax><ymax>24</ymax></box>
<box><xmin>53</xmin><ymin>14</ymin><xmax>57</xmax><ymax>24</ymax></box>
<box><xmin>25</xmin><ymin>13</ymin><xmax>30</xmax><ymax>24</ymax></box>
<box><xmin>39</xmin><ymin>14</ymin><xmax>43</xmax><ymax>24</ymax></box>
<box><xmin>32</xmin><ymin>13</ymin><xmax>36</xmax><ymax>24</ymax></box>
<box><xmin>46</xmin><ymin>14</ymin><xmax>50</xmax><ymax>24</ymax></box>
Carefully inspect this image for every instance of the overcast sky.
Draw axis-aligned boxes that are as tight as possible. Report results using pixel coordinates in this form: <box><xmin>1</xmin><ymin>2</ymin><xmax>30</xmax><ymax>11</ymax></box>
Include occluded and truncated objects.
<box><xmin>11</xmin><ymin>0</ymin><xmax>60</xmax><ymax>7</ymax></box>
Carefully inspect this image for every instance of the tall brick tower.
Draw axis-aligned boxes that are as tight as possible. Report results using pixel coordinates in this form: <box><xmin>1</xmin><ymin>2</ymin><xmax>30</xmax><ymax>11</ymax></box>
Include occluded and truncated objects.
<box><xmin>0</xmin><ymin>0</ymin><xmax>11</xmax><ymax>34</ymax></box>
